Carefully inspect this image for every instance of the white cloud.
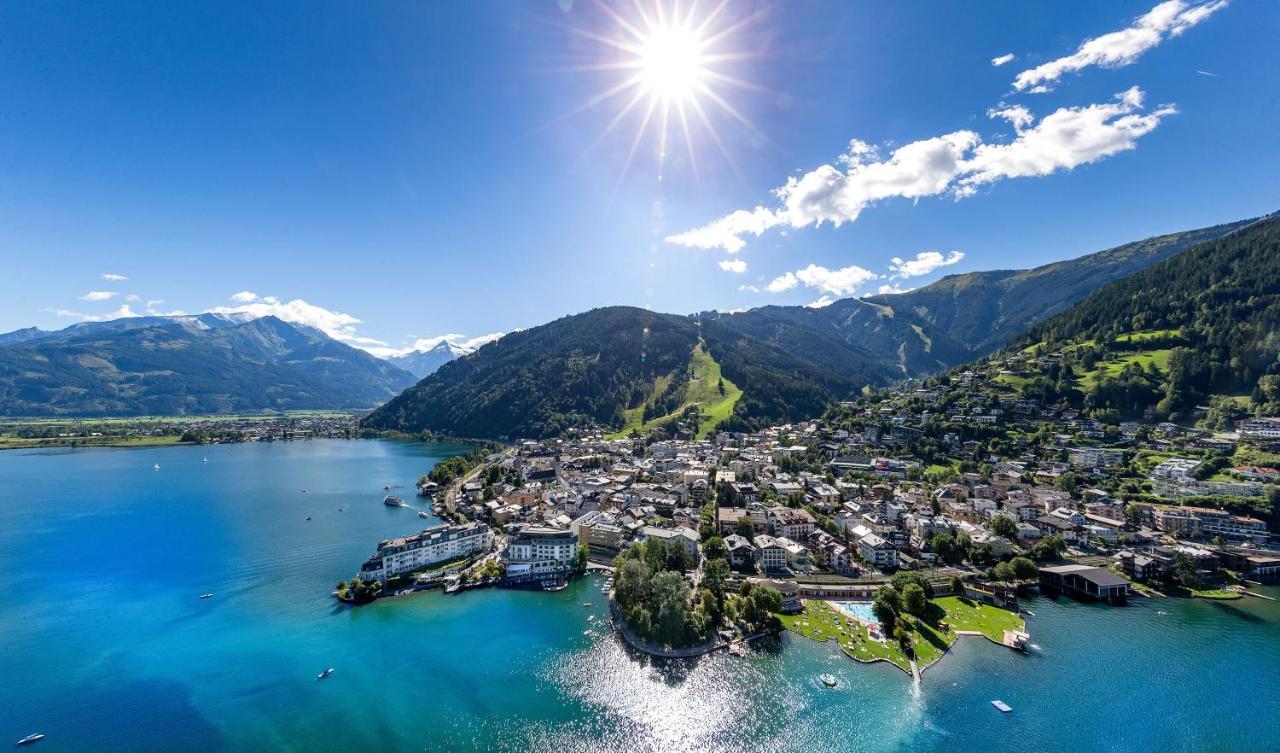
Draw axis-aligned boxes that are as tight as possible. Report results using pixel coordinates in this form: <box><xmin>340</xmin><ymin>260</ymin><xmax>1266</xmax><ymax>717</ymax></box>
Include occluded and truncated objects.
<box><xmin>805</xmin><ymin>296</ymin><xmax>835</xmax><ymax>309</ymax></box>
<box><xmin>889</xmin><ymin>250</ymin><xmax>965</xmax><ymax>278</ymax></box>
<box><xmin>876</xmin><ymin>283</ymin><xmax>916</xmax><ymax>295</ymax></box>
<box><xmin>987</xmin><ymin>104</ymin><xmax>1035</xmax><ymax>131</ymax></box>
<box><xmin>991</xmin><ymin>53</ymin><xmax>1016</xmax><ymax>67</ymax></box>
<box><xmin>765</xmin><ymin>272</ymin><xmax>798</xmax><ymax>293</ymax></box>
<box><xmin>1195</xmin><ymin>69</ymin><xmax>1219</xmax><ymax>77</ymax></box>
<box><xmin>737</xmin><ymin>284</ymin><xmax>761</xmax><ymax>293</ymax></box>
<box><xmin>78</xmin><ymin>291</ymin><xmax>117</xmax><ymax>302</ymax></box>
<box><xmin>668</xmin><ymin>89</ymin><xmax>1172</xmax><ymax>252</ymax></box>
<box><xmin>100</xmin><ymin>273</ymin><xmax>128</xmax><ymax>281</ymax></box>
<box><xmin>210</xmin><ymin>294</ymin><xmax>384</xmax><ymax>349</ymax></box>
<box><xmin>717</xmin><ymin>259</ymin><xmax>748</xmax><ymax>273</ymax></box>
<box><xmin>794</xmin><ymin>263</ymin><xmax>879</xmax><ymax>296</ymax></box>
<box><xmin>663</xmin><ymin>206</ymin><xmax>780</xmax><ymax>253</ymax></box>
<box><xmin>959</xmin><ymin>88</ymin><xmax>1175</xmax><ymax>192</ymax></box>
<box><xmin>125</xmin><ymin>293</ymin><xmax>140</xmax><ymax>302</ymax></box>
<box><xmin>1013</xmin><ymin>0</ymin><xmax>1228</xmax><ymax>93</ymax></box>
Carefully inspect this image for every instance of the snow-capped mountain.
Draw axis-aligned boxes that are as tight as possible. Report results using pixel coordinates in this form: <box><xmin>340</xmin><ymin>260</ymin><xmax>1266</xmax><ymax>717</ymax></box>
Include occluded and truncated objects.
<box><xmin>387</xmin><ymin>340</ymin><xmax>473</xmax><ymax>379</ymax></box>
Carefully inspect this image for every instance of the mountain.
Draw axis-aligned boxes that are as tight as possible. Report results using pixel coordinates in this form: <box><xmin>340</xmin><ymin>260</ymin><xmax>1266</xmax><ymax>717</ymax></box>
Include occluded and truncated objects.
<box><xmin>1004</xmin><ymin>212</ymin><xmax>1280</xmax><ymax>417</ymax></box>
<box><xmin>362</xmin><ymin>306</ymin><xmax>893</xmax><ymax>439</ymax></box>
<box><xmin>387</xmin><ymin>340</ymin><xmax>473</xmax><ymax>379</ymax></box>
<box><xmin>720</xmin><ymin>216</ymin><xmax>1260</xmax><ymax>377</ymax></box>
<box><xmin>0</xmin><ymin>314</ymin><xmax>417</xmax><ymax>416</ymax></box>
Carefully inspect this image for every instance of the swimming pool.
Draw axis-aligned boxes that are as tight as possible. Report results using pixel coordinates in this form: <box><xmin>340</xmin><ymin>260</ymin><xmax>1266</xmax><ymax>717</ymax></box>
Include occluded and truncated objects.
<box><xmin>833</xmin><ymin>601</ymin><xmax>879</xmax><ymax>626</ymax></box>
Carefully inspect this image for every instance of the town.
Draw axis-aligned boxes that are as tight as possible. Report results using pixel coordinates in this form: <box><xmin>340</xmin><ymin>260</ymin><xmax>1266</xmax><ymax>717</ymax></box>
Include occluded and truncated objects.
<box><xmin>339</xmin><ymin>342</ymin><xmax>1280</xmax><ymax>672</ymax></box>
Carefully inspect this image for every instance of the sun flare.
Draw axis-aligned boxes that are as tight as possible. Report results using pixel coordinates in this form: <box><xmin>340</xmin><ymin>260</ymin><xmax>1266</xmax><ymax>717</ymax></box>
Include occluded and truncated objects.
<box><xmin>561</xmin><ymin>0</ymin><xmax>765</xmax><ymax>181</ymax></box>
<box><xmin>636</xmin><ymin>24</ymin><xmax>706</xmax><ymax>102</ymax></box>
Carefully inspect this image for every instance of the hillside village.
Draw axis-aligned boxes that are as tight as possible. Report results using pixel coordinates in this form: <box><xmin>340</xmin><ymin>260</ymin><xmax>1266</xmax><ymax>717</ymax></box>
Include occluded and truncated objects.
<box><xmin>345</xmin><ymin>334</ymin><xmax>1280</xmax><ymax>657</ymax></box>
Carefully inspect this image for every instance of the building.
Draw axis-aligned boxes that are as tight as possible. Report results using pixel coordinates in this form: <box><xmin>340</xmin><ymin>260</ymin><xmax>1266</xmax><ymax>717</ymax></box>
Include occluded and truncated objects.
<box><xmin>358</xmin><ymin>522</ymin><xmax>493</xmax><ymax>583</ymax></box>
<box><xmin>1239</xmin><ymin>417</ymin><xmax>1280</xmax><ymax>439</ymax></box>
<box><xmin>857</xmin><ymin>533</ymin><xmax>899</xmax><ymax>569</ymax></box>
<box><xmin>639</xmin><ymin>526</ymin><xmax>701</xmax><ymax>565</ymax></box>
<box><xmin>769</xmin><ymin>507</ymin><xmax>816</xmax><ymax>539</ymax></box>
<box><xmin>504</xmin><ymin>526</ymin><xmax>579</xmax><ymax>575</ymax></box>
<box><xmin>1040</xmin><ymin>564</ymin><xmax>1130</xmax><ymax>603</ymax></box>
<box><xmin>1067</xmin><ymin>447</ymin><xmax>1126</xmax><ymax>469</ymax></box>
<box><xmin>1153</xmin><ymin>506</ymin><xmax>1270</xmax><ymax>544</ymax></box>
<box><xmin>1150</xmin><ymin>457</ymin><xmax>1202</xmax><ymax>480</ymax></box>
<box><xmin>754</xmin><ymin>535</ymin><xmax>787</xmax><ymax>573</ymax></box>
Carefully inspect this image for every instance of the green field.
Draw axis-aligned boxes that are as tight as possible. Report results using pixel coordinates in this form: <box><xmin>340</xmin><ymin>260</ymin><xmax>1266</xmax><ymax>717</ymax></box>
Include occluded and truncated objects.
<box><xmin>1078</xmin><ymin>348</ymin><xmax>1174</xmax><ymax>388</ymax></box>
<box><xmin>1114</xmin><ymin>329</ymin><xmax>1179</xmax><ymax>344</ymax></box>
<box><xmin>607</xmin><ymin>343</ymin><xmax>741</xmax><ymax>440</ymax></box>
<box><xmin>0</xmin><ymin>435</ymin><xmax>187</xmax><ymax>450</ymax></box>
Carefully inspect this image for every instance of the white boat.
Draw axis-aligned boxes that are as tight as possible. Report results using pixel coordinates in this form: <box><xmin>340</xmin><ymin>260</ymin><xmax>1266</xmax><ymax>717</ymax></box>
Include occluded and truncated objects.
<box><xmin>383</xmin><ymin>494</ymin><xmax>406</xmax><ymax>507</ymax></box>
<box><xmin>153</xmin><ymin>464</ymin><xmax>160</xmax><ymax>470</ymax></box>
<box><xmin>992</xmin><ymin>700</ymin><xmax>1013</xmax><ymax>713</ymax></box>
<box><xmin>316</xmin><ymin>668</ymin><xmax>334</xmax><ymax>680</ymax></box>
<box><xmin>16</xmin><ymin>733</ymin><xmax>45</xmax><ymax>745</ymax></box>
<box><xmin>418</xmin><ymin>511</ymin><xmax>431</xmax><ymax>518</ymax></box>
<box><xmin>202</xmin><ymin>457</ymin><xmax>208</xmax><ymax>463</ymax></box>
<box><xmin>199</xmin><ymin>593</ymin><xmax>213</xmax><ymax>599</ymax></box>
<box><xmin>819</xmin><ymin>674</ymin><xmax>837</xmax><ymax>687</ymax></box>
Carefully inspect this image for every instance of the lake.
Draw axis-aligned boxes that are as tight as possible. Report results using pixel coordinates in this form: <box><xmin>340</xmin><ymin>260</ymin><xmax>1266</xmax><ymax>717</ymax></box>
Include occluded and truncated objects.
<box><xmin>1</xmin><ymin>439</ymin><xmax>1277</xmax><ymax>752</ymax></box>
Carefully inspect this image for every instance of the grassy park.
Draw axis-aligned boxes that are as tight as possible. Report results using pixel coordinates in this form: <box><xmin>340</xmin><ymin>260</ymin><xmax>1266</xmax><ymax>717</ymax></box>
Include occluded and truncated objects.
<box><xmin>781</xmin><ymin>596</ymin><xmax>1025</xmax><ymax>673</ymax></box>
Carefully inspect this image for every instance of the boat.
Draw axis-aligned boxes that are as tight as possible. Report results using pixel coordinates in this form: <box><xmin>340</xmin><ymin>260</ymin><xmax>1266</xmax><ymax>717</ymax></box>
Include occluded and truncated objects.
<box><xmin>991</xmin><ymin>700</ymin><xmax>1013</xmax><ymax>713</ymax></box>
<box><xmin>383</xmin><ymin>494</ymin><xmax>405</xmax><ymax>507</ymax></box>
<box><xmin>444</xmin><ymin>583</ymin><xmax>461</xmax><ymax>594</ymax></box>
<box><xmin>316</xmin><ymin>668</ymin><xmax>334</xmax><ymax>680</ymax></box>
<box><xmin>202</xmin><ymin>456</ymin><xmax>208</xmax><ymax>463</ymax></box>
<box><xmin>153</xmin><ymin>464</ymin><xmax>160</xmax><ymax>470</ymax></box>
<box><xmin>305</xmin><ymin>516</ymin><xmax>312</xmax><ymax>521</ymax></box>
<box><xmin>418</xmin><ymin>511</ymin><xmax>431</xmax><ymax>518</ymax></box>
<box><xmin>199</xmin><ymin>593</ymin><xmax>213</xmax><ymax>599</ymax></box>
<box><xmin>819</xmin><ymin>674</ymin><xmax>837</xmax><ymax>688</ymax></box>
<box><xmin>582</xmin><ymin>602</ymin><xmax>591</xmax><ymax>607</ymax></box>
<box><xmin>728</xmin><ymin>643</ymin><xmax>743</xmax><ymax>657</ymax></box>
<box><xmin>16</xmin><ymin>734</ymin><xmax>45</xmax><ymax>745</ymax></box>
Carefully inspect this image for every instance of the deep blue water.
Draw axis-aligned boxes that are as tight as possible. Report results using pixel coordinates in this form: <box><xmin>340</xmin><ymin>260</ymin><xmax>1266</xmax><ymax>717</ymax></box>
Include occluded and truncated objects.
<box><xmin>1</xmin><ymin>439</ymin><xmax>1278</xmax><ymax>752</ymax></box>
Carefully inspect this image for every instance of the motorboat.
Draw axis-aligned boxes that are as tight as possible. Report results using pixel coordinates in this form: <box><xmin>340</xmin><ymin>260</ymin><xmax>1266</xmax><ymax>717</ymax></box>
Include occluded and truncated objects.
<box><xmin>316</xmin><ymin>668</ymin><xmax>334</xmax><ymax>680</ymax></box>
<box><xmin>199</xmin><ymin>593</ymin><xmax>214</xmax><ymax>599</ymax></box>
<box><xmin>819</xmin><ymin>674</ymin><xmax>837</xmax><ymax>688</ymax></box>
<box><xmin>17</xmin><ymin>734</ymin><xmax>44</xmax><ymax>745</ymax></box>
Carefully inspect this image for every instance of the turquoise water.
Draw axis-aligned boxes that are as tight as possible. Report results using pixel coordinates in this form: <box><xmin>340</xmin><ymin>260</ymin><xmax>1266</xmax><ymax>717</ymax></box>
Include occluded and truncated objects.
<box><xmin>1</xmin><ymin>440</ymin><xmax>1278</xmax><ymax>752</ymax></box>
<box><xmin>833</xmin><ymin>601</ymin><xmax>879</xmax><ymax>626</ymax></box>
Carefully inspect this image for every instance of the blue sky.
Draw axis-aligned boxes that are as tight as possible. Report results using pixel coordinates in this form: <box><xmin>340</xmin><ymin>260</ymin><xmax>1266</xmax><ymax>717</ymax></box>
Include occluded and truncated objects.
<box><xmin>1</xmin><ymin>0</ymin><xmax>1276</xmax><ymax>355</ymax></box>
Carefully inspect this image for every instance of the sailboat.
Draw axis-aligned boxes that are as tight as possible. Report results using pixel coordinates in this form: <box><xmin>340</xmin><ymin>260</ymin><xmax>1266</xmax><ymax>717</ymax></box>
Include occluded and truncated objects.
<box><xmin>153</xmin><ymin>464</ymin><xmax>160</xmax><ymax>471</ymax></box>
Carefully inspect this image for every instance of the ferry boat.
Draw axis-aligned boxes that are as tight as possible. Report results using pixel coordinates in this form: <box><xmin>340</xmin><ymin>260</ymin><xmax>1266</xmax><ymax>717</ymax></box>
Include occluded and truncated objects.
<box><xmin>316</xmin><ymin>668</ymin><xmax>334</xmax><ymax>680</ymax></box>
<box><xmin>16</xmin><ymin>733</ymin><xmax>44</xmax><ymax>745</ymax></box>
<box><xmin>383</xmin><ymin>494</ymin><xmax>405</xmax><ymax>507</ymax></box>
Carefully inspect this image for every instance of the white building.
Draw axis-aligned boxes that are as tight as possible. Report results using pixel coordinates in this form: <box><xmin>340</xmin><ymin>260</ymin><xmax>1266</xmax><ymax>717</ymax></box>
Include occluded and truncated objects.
<box><xmin>505</xmin><ymin>526</ymin><xmax>578</xmax><ymax>574</ymax></box>
<box><xmin>359</xmin><ymin>522</ymin><xmax>493</xmax><ymax>582</ymax></box>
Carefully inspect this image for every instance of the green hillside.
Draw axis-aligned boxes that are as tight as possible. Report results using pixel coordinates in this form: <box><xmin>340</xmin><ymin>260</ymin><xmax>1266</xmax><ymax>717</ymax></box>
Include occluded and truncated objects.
<box><xmin>608</xmin><ymin>343</ymin><xmax>742</xmax><ymax>439</ymax></box>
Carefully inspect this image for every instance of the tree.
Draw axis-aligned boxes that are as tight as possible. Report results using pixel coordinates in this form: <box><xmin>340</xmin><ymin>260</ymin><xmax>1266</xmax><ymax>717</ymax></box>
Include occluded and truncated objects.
<box><xmin>702</xmin><ymin>558</ymin><xmax>730</xmax><ymax>606</ymax></box>
<box><xmin>990</xmin><ymin>514</ymin><xmax>1019</xmax><ymax>540</ymax></box>
<box><xmin>1009</xmin><ymin>556</ymin><xmax>1038</xmax><ymax>581</ymax></box>
<box><xmin>576</xmin><ymin>544</ymin><xmax>588</xmax><ymax>570</ymax></box>
<box><xmin>734</xmin><ymin>517</ymin><xmax>756</xmax><ymax>539</ymax></box>
<box><xmin>702</xmin><ymin>536</ymin><xmax>727</xmax><ymax>562</ymax></box>
<box><xmin>992</xmin><ymin>561</ymin><xmax>1017</xmax><ymax>582</ymax></box>
<box><xmin>949</xmin><ymin>575</ymin><xmax>965</xmax><ymax>596</ymax></box>
<box><xmin>902</xmin><ymin>582</ymin><xmax>927</xmax><ymax>617</ymax></box>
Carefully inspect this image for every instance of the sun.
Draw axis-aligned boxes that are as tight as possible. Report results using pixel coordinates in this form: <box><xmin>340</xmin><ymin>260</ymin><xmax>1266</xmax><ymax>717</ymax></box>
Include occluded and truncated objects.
<box><xmin>636</xmin><ymin>24</ymin><xmax>707</xmax><ymax>102</ymax></box>
<box><xmin>559</xmin><ymin>0</ymin><xmax>766</xmax><ymax>182</ymax></box>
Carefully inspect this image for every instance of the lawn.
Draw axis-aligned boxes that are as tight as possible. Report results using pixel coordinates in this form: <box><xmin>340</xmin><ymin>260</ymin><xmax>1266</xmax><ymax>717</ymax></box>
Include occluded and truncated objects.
<box><xmin>1114</xmin><ymin>329</ymin><xmax>1178</xmax><ymax>344</ymax></box>
<box><xmin>1078</xmin><ymin>349</ymin><xmax>1174</xmax><ymax>388</ymax></box>
<box><xmin>781</xmin><ymin>597</ymin><xmax>1024</xmax><ymax>673</ymax></box>
<box><xmin>607</xmin><ymin>343</ymin><xmax>741</xmax><ymax>440</ymax></box>
<box><xmin>932</xmin><ymin>596</ymin><xmax>1025</xmax><ymax>642</ymax></box>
